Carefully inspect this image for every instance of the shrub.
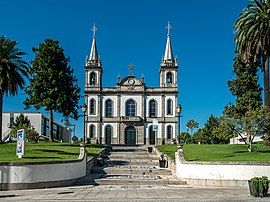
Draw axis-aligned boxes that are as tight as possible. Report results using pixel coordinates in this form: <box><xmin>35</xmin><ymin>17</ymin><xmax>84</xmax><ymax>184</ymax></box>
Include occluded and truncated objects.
<box><xmin>249</xmin><ymin>176</ymin><xmax>269</xmax><ymax>197</ymax></box>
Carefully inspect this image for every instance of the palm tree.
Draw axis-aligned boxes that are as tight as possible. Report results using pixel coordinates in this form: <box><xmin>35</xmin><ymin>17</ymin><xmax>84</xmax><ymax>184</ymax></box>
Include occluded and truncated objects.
<box><xmin>234</xmin><ymin>0</ymin><xmax>270</xmax><ymax>107</ymax></box>
<box><xmin>0</xmin><ymin>36</ymin><xmax>29</xmax><ymax>143</ymax></box>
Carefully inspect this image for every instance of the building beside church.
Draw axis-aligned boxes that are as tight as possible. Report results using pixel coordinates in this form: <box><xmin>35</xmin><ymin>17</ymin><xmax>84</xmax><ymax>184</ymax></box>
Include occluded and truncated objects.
<box><xmin>84</xmin><ymin>23</ymin><xmax>179</xmax><ymax>145</ymax></box>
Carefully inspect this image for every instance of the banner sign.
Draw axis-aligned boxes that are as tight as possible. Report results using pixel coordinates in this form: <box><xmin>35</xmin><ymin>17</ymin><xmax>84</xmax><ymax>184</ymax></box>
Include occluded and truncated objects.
<box><xmin>16</xmin><ymin>129</ymin><xmax>25</xmax><ymax>158</ymax></box>
<box><xmin>153</xmin><ymin>119</ymin><xmax>158</xmax><ymax>132</ymax></box>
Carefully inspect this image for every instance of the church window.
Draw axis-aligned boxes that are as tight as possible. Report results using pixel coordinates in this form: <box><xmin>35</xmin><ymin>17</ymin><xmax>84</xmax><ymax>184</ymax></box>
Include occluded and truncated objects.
<box><xmin>90</xmin><ymin>98</ymin><xmax>96</xmax><ymax>115</ymax></box>
<box><xmin>126</xmin><ymin>99</ymin><xmax>136</xmax><ymax>116</ymax></box>
<box><xmin>105</xmin><ymin>99</ymin><xmax>113</xmax><ymax>117</ymax></box>
<box><xmin>90</xmin><ymin>72</ymin><xmax>96</xmax><ymax>85</ymax></box>
<box><xmin>149</xmin><ymin>99</ymin><xmax>157</xmax><ymax>117</ymax></box>
<box><xmin>167</xmin><ymin>99</ymin><xmax>173</xmax><ymax>115</ymax></box>
<box><xmin>89</xmin><ymin>124</ymin><xmax>95</xmax><ymax>138</ymax></box>
<box><xmin>166</xmin><ymin>72</ymin><xmax>173</xmax><ymax>84</ymax></box>
<box><xmin>167</xmin><ymin>125</ymin><xmax>173</xmax><ymax>139</ymax></box>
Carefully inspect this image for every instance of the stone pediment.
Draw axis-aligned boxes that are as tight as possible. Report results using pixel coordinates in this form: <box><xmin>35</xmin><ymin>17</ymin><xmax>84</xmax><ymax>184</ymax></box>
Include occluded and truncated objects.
<box><xmin>118</xmin><ymin>76</ymin><xmax>144</xmax><ymax>86</ymax></box>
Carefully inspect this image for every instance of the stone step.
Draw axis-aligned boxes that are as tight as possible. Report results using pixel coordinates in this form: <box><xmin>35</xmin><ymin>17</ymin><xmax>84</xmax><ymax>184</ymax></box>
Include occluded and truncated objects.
<box><xmin>109</xmin><ymin>155</ymin><xmax>159</xmax><ymax>160</ymax></box>
<box><xmin>94</xmin><ymin>178</ymin><xmax>186</xmax><ymax>186</ymax></box>
<box><xmin>90</xmin><ymin>167</ymin><xmax>172</xmax><ymax>175</ymax></box>
<box><xmin>108</xmin><ymin>159</ymin><xmax>159</xmax><ymax>166</ymax></box>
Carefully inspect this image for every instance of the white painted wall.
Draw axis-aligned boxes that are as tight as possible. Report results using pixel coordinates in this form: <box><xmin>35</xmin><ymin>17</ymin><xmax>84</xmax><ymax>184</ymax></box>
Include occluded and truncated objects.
<box><xmin>2</xmin><ymin>113</ymin><xmax>42</xmax><ymax>138</ymax></box>
<box><xmin>0</xmin><ymin>149</ymin><xmax>86</xmax><ymax>184</ymax></box>
<box><xmin>175</xmin><ymin>150</ymin><xmax>270</xmax><ymax>181</ymax></box>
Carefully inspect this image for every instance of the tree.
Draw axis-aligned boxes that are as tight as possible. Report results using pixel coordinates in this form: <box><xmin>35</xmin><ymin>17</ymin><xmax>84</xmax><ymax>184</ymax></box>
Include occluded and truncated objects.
<box><xmin>24</xmin><ymin>39</ymin><xmax>80</xmax><ymax>141</ymax></box>
<box><xmin>186</xmin><ymin>119</ymin><xmax>199</xmax><ymax>134</ymax></box>
<box><xmin>10</xmin><ymin>113</ymin><xmax>39</xmax><ymax>142</ymax></box>
<box><xmin>227</xmin><ymin>55</ymin><xmax>262</xmax><ymax>118</ymax></box>
<box><xmin>0</xmin><ymin>36</ymin><xmax>29</xmax><ymax>143</ymax></box>
<box><xmin>234</xmin><ymin>0</ymin><xmax>270</xmax><ymax>107</ymax></box>
<box><xmin>192</xmin><ymin>115</ymin><xmax>234</xmax><ymax>144</ymax></box>
<box><xmin>223</xmin><ymin>107</ymin><xmax>270</xmax><ymax>152</ymax></box>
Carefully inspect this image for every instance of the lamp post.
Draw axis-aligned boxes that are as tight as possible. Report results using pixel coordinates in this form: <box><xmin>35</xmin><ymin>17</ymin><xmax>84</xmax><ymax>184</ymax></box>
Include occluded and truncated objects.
<box><xmin>176</xmin><ymin>104</ymin><xmax>182</xmax><ymax>144</ymax></box>
<box><xmin>82</xmin><ymin>103</ymin><xmax>87</xmax><ymax>144</ymax></box>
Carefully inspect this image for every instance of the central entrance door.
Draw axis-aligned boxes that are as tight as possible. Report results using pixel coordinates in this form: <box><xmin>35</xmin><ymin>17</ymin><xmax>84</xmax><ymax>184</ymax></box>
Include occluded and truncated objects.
<box><xmin>125</xmin><ymin>126</ymin><xmax>136</xmax><ymax>145</ymax></box>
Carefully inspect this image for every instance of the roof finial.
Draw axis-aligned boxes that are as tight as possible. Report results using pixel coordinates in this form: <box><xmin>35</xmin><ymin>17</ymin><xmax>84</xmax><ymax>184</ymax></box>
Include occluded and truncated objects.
<box><xmin>165</xmin><ymin>21</ymin><xmax>172</xmax><ymax>36</ymax></box>
<box><xmin>128</xmin><ymin>64</ymin><xmax>134</xmax><ymax>75</ymax></box>
<box><xmin>91</xmin><ymin>23</ymin><xmax>97</xmax><ymax>37</ymax></box>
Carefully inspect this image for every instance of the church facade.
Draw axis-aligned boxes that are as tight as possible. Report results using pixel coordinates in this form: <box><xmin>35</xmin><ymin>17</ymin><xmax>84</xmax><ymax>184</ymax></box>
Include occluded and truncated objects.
<box><xmin>84</xmin><ymin>24</ymin><xmax>179</xmax><ymax>145</ymax></box>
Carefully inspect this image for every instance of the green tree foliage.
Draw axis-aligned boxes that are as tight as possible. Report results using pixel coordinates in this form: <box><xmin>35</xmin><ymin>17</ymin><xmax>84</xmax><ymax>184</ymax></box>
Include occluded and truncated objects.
<box><xmin>226</xmin><ymin>55</ymin><xmax>262</xmax><ymax>118</ymax></box>
<box><xmin>24</xmin><ymin>39</ymin><xmax>80</xmax><ymax>141</ymax></box>
<box><xmin>10</xmin><ymin>113</ymin><xmax>39</xmax><ymax>142</ymax></box>
<box><xmin>0</xmin><ymin>36</ymin><xmax>29</xmax><ymax>143</ymax></box>
<box><xmin>223</xmin><ymin>107</ymin><xmax>270</xmax><ymax>152</ymax></box>
<box><xmin>234</xmin><ymin>0</ymin><xmax>270</xmax><ymax>107</ymax></box>
<box><xmin>192</xmin><ymin>115</ymin><xmax>234</xmax><ymax>144</ymax></box>
<box><xmin>186</xmin><ymin>119</ymin><xmax>199</xmax><ymax>134</ymax></box>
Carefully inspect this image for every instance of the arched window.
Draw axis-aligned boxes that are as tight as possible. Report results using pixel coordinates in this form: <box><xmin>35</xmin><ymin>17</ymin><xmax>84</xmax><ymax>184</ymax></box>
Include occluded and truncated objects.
<box><xmin>90</xmin><ymin>99</ymin><xmax>96</xmax><ymax>115</ymax></box>
<box><xmin>149</xmin><ymin>99</ymin><xmax>157</xmax><ymax>118</ymax></box>
<box><xmin>166</xmin><ymin>72</ymin><xmax>173</xmax><ymax>84</ymax></box>
<box><xmin>89</xmin><ymin>124</ymin><xmax>95</xmax><ymax>138</ymax></box>
<box><xmin>90</xmin><ymin>72</ymin><xmax>96</xmax><ymax>85</ymax></box>
<box><xmin>105</xmin><ymin>99</ymin><xmax>113</xmax><ymax>117</ymax></box>
<box><xmin>167</xmin><ymin>99</ymin><xmax>173</xmax><ymax>115</ymax></box>
<box><xmin>126</xmin><ymin>99</ymin><xmax>136</xmax><ymax>116</ymax></box>
<box><xmin>167</xmin><ymin>125</ymin><xmax>173</xmax><ymax>139</ymax></box>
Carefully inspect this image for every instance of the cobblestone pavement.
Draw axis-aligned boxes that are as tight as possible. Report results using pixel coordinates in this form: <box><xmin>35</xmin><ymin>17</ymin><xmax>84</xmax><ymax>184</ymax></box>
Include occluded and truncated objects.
<box><xmin>0</xmin><ymin>184</ymin><xmax>269</xmax><ymax>202</ymax></box>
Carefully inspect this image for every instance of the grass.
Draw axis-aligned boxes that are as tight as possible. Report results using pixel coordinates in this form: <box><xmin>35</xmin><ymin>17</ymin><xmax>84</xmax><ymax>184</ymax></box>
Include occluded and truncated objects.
<box><xmin>0</xmin><ymin>142</ymin><xmax>104</xmax><ymax>163</ymax></box>
<box><xmin>183</xmin><ymin>143</ymin><xmax>270</xmax><ymax>163</ymax></box>
<box><xmin>157</xmin><ymin>143</ymin><xmax>270</xmax><ymax>163</ymax></box>
<box><xmin>156</xmin><ymin>144</ymin><xmax>178</xmax><ymax>159</ymax></box>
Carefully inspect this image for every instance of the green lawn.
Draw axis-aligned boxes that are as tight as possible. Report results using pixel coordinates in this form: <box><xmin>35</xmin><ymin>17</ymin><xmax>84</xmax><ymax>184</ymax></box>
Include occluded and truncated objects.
<box><xmin>156</xmin><ymin>144</ymin><xmax>178</xmax><ymax>160</ymax></box>
<box><xmin>0</xmin><ymin>142</ymin><xmax>104</xmax><ymax>163</ymax></box>
<box><xmin>157</xmin><ymin>143</ymin><xmax>270</xmax><ymax>163</ymax></box>
<box><xmin>183</xmin><ymin>143</ymin><xmax>270</xmax><ymax>163</ymax></box>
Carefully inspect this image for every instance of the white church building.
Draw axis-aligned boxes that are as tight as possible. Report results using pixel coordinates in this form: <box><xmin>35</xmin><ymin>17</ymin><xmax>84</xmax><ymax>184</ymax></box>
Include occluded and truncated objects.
<box><xmin>84</xmin><ymin>23</ymin><xmax>179</xmax><ymax>145</ymax></box>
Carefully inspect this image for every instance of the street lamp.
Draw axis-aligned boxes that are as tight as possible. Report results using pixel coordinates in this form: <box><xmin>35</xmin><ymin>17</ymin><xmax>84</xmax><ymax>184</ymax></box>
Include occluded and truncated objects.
<box><xmin>82</xmin><ymin>103</ymin><xmax>87</xmax><ymax>144</ymax></box>
<box><xmin>176</xmin><ymin>104</ymin><xmax>182</xmax><ymax>144</ymax></box>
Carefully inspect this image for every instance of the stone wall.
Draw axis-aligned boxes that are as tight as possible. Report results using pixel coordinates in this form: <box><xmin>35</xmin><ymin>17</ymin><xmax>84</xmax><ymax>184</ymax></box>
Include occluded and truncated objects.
<box><xmin>0</xmin><ymin>147</ymin><xmax>87</xmax><ymax>190</ymax></box>
<box><xmin>175</xmin><ymin>149</ymin><xmax>270</xmax><ymax>187</ymax></box>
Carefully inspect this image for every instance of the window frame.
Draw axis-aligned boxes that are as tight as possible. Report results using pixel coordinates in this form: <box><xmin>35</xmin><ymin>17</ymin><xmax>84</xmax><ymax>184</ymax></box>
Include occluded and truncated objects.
<box><xmin>125</xmin><ymin>99</ymin><xmax>136</xmax><ymax>117</ymax></box>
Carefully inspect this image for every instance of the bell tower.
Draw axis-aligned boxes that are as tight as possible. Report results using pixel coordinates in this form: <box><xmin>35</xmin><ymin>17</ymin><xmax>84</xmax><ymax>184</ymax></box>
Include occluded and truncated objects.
<box><xmin>160</xmin><ymin>22</ymin><xmax>178</xmax><ymax>88</ymax></box>
<box><xmin>85</xmin><ymin>23</ymin><xmax>102</xmax><ymax>91</ymax></box>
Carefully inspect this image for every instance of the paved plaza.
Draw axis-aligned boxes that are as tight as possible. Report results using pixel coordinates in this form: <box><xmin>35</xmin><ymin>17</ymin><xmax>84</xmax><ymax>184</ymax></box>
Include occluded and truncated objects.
<box><xmin>0</xmin><ymin>184</ymin><xmax>267</xmax><ymax>201</ymax></box>
<box><xmin>0</xmin><ymin>146</ymin><xmax>268</xmax><ymax>201</ymax></box>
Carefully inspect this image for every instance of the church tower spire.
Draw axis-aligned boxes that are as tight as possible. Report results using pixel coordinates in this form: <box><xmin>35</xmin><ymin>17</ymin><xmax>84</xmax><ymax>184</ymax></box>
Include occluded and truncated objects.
<box><xmin>163</xmin><ymin>22</ymin><xmax>174</xmax><ymax>61</ymax></box>
<box><xmin>86</xmin><ymin>23</ymin><xmax>101</xmax><ymax>67</ymax></box>
<box><xmin>160</xmin><ymin>22</ymin><xmax>178</xmax><ymax>87</ymax></box>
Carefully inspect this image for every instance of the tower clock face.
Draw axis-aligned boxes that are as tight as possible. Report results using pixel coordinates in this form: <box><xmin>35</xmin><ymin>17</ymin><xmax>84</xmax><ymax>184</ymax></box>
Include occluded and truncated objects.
<box><xmin>128</xmin><ymin>79</ymin><xmax>135</xmax><ymax>84</ymax></box>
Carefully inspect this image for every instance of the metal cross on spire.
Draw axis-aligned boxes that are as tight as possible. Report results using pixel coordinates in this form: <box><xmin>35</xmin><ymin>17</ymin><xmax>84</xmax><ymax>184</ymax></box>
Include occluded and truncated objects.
<box><xmin>128</xmin><ymin>64</ymin><xmax>134</xmax><ymax>75</ymax></box>
<box><xmin>165</xmin><ymin>21</ymin><xmax>172</xmax><ymax>35</ymax></box>
<box><xmin>91</xmin><ymin>23</ymin><xmax>97</xmax><ymax>37</ymax></box>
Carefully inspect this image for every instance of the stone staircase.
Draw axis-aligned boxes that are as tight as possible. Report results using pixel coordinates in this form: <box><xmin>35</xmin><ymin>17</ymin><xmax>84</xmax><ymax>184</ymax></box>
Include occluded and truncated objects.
<box><xmin>77</xmin><ymin>145</ymin><xmax>186</xmax><ymax>186</ymax></box>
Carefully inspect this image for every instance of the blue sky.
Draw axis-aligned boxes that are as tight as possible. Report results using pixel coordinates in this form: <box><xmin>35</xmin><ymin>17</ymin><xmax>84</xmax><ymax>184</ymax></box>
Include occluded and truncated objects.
<box><xmin>0</xmin><ymin>0</ymin><xmax>253</xmax><ymax>137</ymax></box>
